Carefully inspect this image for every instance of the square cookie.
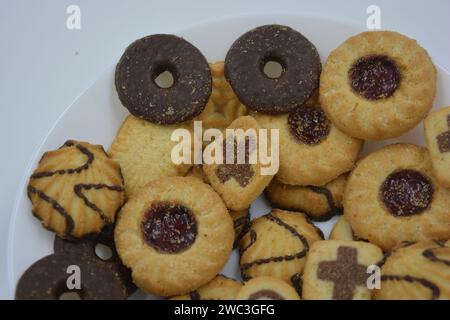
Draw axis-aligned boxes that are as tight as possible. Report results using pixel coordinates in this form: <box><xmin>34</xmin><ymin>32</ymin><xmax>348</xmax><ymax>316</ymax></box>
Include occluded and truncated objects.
<box><xmin>303</xmin><ymin>240</ymin><xmax>383</xmax><ymax>300</ymax></box>
<box><xmin>424</xmin><ymin>106</ymin><xmax>450</xmax><ymax>188</ymax></box>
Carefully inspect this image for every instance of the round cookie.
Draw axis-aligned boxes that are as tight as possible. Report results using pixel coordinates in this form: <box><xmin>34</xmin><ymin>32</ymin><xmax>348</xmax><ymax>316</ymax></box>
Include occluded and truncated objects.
<box><xmin>109</xmin><ymin>115</ymin><xmax>192</xmax><ymax>197</ymax></box>
<box><xmin>266</xmin><ymin>173</ymin><xmax>347</xmax><ymax>221</ymax></box>
<box><xmin>27</xmin><ymin>140</ymin><xmax>125</xmax><ymax>239</ymax></box>
<box><xmin>344</xmin><ymin>144</ymin><xmax>450</xmax><ymax>251</ymax></box>
<box><xmin>225</xmin><ymin>24</ymin><xmax>321</xmax><ymax>114</ymax></box>
<box><xmin>15</xmin><ymin>254</ymin><xmax>127</xmax><ymax>300</ymax></box>
<box><xmin>170</xmin><ymin>275</ymin><xmax>242</xmax><ymax>300</ymax></box>
<box><xmin>236</xmin><ymin>277</ymin><xmax>300</xmax><ymax>300</ymax></box>
<box><xmin>197</xmin><ymin>61</ymin><xmax>248</xmax><ymax>132</ymax></box>
<box><xmin>329</xmin><ymin>216</ymin><xmax>357</xmax><ymax>241</ymax></box>
<box><xmin>239</xmin><ymin>209</ymin><xmax>323</xmax><ymax>287</ymax></box>
<box><xmin>320</xmin><ymin>31</ymin><xmax>436</xmax><ymax>141</ymax></box>
<box><xmin>115</xmin><ymin>34</ymin><xmax>211</xmax><ymax>124</ymax></box>
<box><xmin>375</xmin><ymin>240</ymin><xmax>450</xmax><ymax>300</ymax></box>
<box><xmin>253</xmin><ymin>106</ymin><xmax>362</xmax><ymax>186</ymax></box>
<box><xmin>114</xmin><ymin>177</ymin><xmax>234</xmax><ymax>297</ymax></box>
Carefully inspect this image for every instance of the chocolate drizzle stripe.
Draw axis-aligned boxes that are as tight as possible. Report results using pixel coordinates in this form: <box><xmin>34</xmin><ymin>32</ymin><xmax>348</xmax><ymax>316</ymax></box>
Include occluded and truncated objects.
<box><xmin>233</xmin><ymin>216</ymin><xmax>251</xmax><ymax>248</ymax></box>
<box><xmin>290</xmin><ymin>273</ymin><xmax>303</xmax><ymax>297</ymax></box>
<box><xmin>306</xmin><ymin>185</ymin><xmax>343</xmax><ymax>221</ymax></box>
<box><xmin>380</xmin><ymin>275</ymin><xmax>440</xmax><ymax>300</ymax></box>
<box><xmin>239</xmin><ymin>213</ymin><xmax>310</xmax><ymax>280</ymax></box>
<box><xmin>27</xmin><ymin>185</ymin><xmax>75</xmax><ymax>235</ymax></box>
<box><xmin>74</xmin><ymin>184</ymin><xmax>125</xmax><ymax>224</ymax></box>
<box><xmin>423</xmin><ymin>247</ymin><xmax>450</xmax><ymax>267</ymax></box>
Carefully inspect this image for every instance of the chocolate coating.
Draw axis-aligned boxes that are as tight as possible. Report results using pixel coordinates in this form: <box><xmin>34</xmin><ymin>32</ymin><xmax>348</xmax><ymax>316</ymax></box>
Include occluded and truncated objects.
<box><xmin>225</xmin><ymin>25</ymin><xmax>321</xmax><ymax>114</ymax></box>
<box><xmin>115</xmin><ymin>34</ymin><xmax>211</xmax><ymax>124</ymax></box>
<box><xmin>381</xmin><ymin>170</ymin><xmax>433</xmax><ymax>217</ymax></box>
<box><xmin>288</xmin><ymin>105</ymin><xmax>330</xmax><ymax>145</ymax></box>
<box><xmin>15</xmin><ymin>254</ymin><xmax>127</xmax><ymax>300</ymax></box>
<box><xmin>141</xmin><ymin>202</ymin><xmax>197</xmax><ymax>253</ymax></box>
<box><xmin>349</xmin><ymin>55</ymin><xmax>401</xmax><ymax>100</ymax></box>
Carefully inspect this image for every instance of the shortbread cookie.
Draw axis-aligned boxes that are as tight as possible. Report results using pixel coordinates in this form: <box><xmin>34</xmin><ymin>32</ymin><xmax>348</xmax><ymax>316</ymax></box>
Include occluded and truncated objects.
<box><xmin>424</xmin><ymin>106</ymin><xmax>450</xmax><ymax>188</ymax></box>
<box><xmin>239</xmin><ymin>209</ymin><xmax>323</xmax><ymax>286</ymax></box>
<box><xmin>329</xmin><ymin>216</ymin><xmax>357</xmax><ymax>241</ymax></box>
<box><xmin>231</xmin><ymin>208</ymin><xmax>250</xmax><ymax>249</ymax></box>
<box><xmin>197</xmin><ymin>62</ymin><xmax>247</xmax><ymax>132</ymax></box>
<box><xmin>254</xmin><ymin>106</ymin><xmax>362</xmax><ymax>186</ymax></box>
<box><xmin>115</xmin><ymin>34</ymin><xmax>211</xmax><ymax>124</ymax></box>
<box><xmin>320</xmin><ymin>31</ymin><xmax>436</xmax><ymax>140</ymax></box>
<box><xmin>266</xmin><ymin>174</ymin><xmax>347</xmax><ymax>221</ymax></box>
<box><xmin>27</xmin><ymin>140</ymin><xmax>125</xmax><ymax>239</ymax></box>
<box><xmin>225</xmin><ymin>24</ymin><xmax>321</xmax><ymax>114</ymax></box>
<box><xmin>109</xmin><ymin>115</ymin><xmax>191</xmax><ymax>196</ymax></box>
<box><xmin>344</xmin><ymin>144</ymin><xmax>450</xmax><ymax>250</ymax></box>
<box><xmin>114</xmin><ymin>177</ymin><xmax>234</xmax><ymax>297</ymax></box>
<box><xmin>375</xmin><ymin>240</ymin><xmax>450</xmax><ymax>300</ymax></box>
<box><xmin>203</xmin><ymin>116</ymin><xmax>275</xmax><ymax>210</ymax></box>
<box><xmin>236</xmin><ymin>277</ymin><xmax>300</xmax><ymax>300</ymax></box>
<box><xmin>302</xmin><ymin>240</ymin><xmax>383</xmax><ymax>300</ymax></box>
<box><xmin>170</xmin><ymin>275</ymin><xmax>242</xmax><ymax>300</ymax></box>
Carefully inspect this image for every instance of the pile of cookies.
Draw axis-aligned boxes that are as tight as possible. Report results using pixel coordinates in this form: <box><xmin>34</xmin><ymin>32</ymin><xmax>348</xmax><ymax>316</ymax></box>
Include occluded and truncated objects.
<box><xmin>17</xmin><ymin>24</ymin><xmax>450</xmax><ymax>300</ymax></box>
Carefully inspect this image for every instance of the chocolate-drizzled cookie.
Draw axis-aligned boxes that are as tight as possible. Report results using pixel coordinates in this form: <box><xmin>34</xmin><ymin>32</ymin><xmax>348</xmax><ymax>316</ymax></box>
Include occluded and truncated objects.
<box><xmin>115</xmin><ymin>34</ymin><xmax>211</xmax><ymax>124</ymax></box>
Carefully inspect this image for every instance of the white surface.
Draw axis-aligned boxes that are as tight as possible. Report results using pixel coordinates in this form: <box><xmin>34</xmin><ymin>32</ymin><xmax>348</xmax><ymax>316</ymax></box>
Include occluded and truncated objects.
<box><xmin>1</xmin><ymin>0</ymin><xmax>450</xmax><ymax>299</ymax></box>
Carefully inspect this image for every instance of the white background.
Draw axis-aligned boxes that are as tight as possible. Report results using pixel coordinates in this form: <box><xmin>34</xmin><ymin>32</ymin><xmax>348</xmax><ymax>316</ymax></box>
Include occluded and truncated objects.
<box><xmin>0</xmin><ymin>0</ymin><xmax>449</xmax><ymax>298</ymax></box>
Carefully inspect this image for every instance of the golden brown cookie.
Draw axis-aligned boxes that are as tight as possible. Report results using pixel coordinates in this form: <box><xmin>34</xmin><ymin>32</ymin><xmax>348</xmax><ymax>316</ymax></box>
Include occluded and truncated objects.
<box><xmin>236</xmin><ymin>277</ymin><xmax>300</xmax><ymax>300</ymax></box>
<box><xmin>114</xmin><ymin>177</ymin><xmax>234</xmax><ymax>297</ymax></box>
<box><xmin>320</xmin><ymin>31</ymin><xmax>436</xmax><ymax>141</ymax></box>
<box><xmin>197</xmin><ymin>61</ymin><xmax>247</xmax><ymax>132</ymax></box>
<box><xmin>109</xmin><ymin>115</ymin><xmax>191</xmax><ymax>196</ymax></box>
<box><xmin>239</xmin><ymin>209</ymin><xmax>323</xmax><ymax>289</ymax></box>
<box><xmin>375</xmin><ymin>240</ymin><xmax>450</xmax><ymax>300</ymax></box>
<box><xmin>344</xmin><ymin>144</ymin><xmax>450</xmax><ymax>251</ymax></box>
<box><xmin>329</xmin><ymin>216</ymin><xmax>357</xmax><ymax>241</ymax></box>
<box><xmin>185</xmin><ymin>165</ymin><xmax>209</xmax><ymax>184</ymax></box>
<box><xmin>203</xmin><ymin>116</ymin><xmax>275</xmax><ymax>210</ymax></box>
<box><xmin>424</xmin><ymin>106</ymin><xmax>450</xmax><ymax>188</ymax></box>
<box><xmin>231</xmin><ymin>208</ymin><xmax>250</xmax><ymax>249</ymax></box>
<box><xmin>170</xmin><ymin>275</ymin><xmax>242</xmax><ymax>300</ymax></box>
<box><xmin>302</xmin><ymin>240</ymin><xmax>383</xmax><ymax>300</ymax></box>
<box><xmin>265</xmin><ymin>174</ymin><xmax>347</xmax><ymax>221</ymax></box>
<box><xmin>27</xmin><ymin>140</ymin><xmax>125</xmax><ymax>238</ymax></box>
<box><xmin>253</xmin><ymin>106</ymin><xmax>362</xmax><ymax>186</ymax></box>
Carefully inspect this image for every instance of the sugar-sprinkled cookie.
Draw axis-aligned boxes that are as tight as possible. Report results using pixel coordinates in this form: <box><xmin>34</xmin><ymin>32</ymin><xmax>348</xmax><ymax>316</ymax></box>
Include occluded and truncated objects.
<box><xmin>236</xmin><ymin>277</ymin><xmax>300</xmax><ymax>300</ymax></box>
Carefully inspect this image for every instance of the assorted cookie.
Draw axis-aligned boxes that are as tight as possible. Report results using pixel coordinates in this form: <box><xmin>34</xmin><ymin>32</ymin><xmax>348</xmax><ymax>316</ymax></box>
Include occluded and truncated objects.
<box><xmin>329</xmin><ymin>216</ymin><xmax>357</xmax><ymax>241</ymax></box>
<box><xmin>170</xmin><ymin>275</ymin><xmax>242</xmax><ymax>300</ymax></box>
<box><xmin>320</xmin><ymin>31</ymin><xmax>436</xmax><ymax>141</ymax></box>
<box><xmin>302</xmin><ymin>240</ymin><xmax>383</xmax><ymax>300</ymax></box>
<box><xmin>114</xmin><ymin>177</ymin><xmax>234</xmax><ymax>296</ymax></box>
<box><xmin>266</xmin><ymin>173</ymin><xmax>347</xmax><ymax>221</ymax></box>
<box><xmin>236</xmin><ymin>277</ymin><xmax>300</xmax><ymax>300</ymax></box>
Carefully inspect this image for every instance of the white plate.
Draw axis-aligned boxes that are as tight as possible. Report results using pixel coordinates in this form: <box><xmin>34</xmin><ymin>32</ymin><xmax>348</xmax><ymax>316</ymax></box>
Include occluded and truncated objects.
<box><xmin>7</xmin><ymin>13</ymin><xmax>450</xmax><ymax>299</ymax></box>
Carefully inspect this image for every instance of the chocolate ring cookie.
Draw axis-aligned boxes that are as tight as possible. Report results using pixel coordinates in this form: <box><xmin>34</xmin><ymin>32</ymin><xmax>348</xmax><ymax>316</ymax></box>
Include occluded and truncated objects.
<box><xmin>15</xmin><ymin>254</ymin><xmax>127</xmax><ymax>300</ymax></box>
<box><xmin>344</xmin><ymin>144</ymin><xmax>450</xmax><ymax>251</ymax></box>
<box><xmin>375</xmin><ymin>240</ymin><xmax>450</xmax><ymax>300</ymax></box>
<box><xmin>320</xmin><ymin>31</ymin><xmax>436</xmax><ymax>140</ymax></box>
<box><xmin>236</xmin><ymin>277</ymin><xmax>300</xmax><ymax>300</ymax></box>
<box><xmin>225</xmin><ymin>25</ymin><xmax>321</xmax><ymax>114</ymax></box>
<box><xmin>115</xmin><ymin>34</ymin><xmax>211</xmax><ymax>124</ymax></box>
<box><xmin>114</xmin><ymin>177</ymin><xmax>234</xmax><ymax>297</ymax></box>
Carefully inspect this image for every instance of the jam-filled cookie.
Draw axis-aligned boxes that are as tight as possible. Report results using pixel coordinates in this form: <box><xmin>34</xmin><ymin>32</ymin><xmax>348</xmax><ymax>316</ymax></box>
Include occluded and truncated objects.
<box><xmin>424</xmin><ymin>106</ymin><xmax>450</xmax><ymax>188</ymax></box>
<box><xmin>197</xmin><ymin>61</ymin><xmax>247</xmax><ymax>132</ymax></box>
<box><xmin>27</xmin><ymin>140</ymin><xmax>125</xmax><ymax>239</ymax></box>
<box><xmin>225</xmin><ymin>24</ymin><xmax>321</xmax><ymax>114</ymax></box>
<box><xmin>16</xmin><ymin>254</ymin><xmax>127</xmax><ymax>300</ymax></box>
<box><xmin>320</xmin><ymin>31</ymin><xmax>436</xmax><ymax>141</ymax></box>
<box><xmin>115</xmin><ymin>34</ymin><xmax>211</xmax><ymax>124</ymax></box>
<box><xmin>239</xmin><ymin>209</ymin><xmax>323</xmax><ymax>288</ymax></box>
<box><xmin>253</xmin><ymin>105</ymin><xmax>362</xmax><ymax>186</ymax></box>
<box><xmin>114</xmin><ymin>177</ymin><xmax>234</xmax><ymax>297</ymax></box>
<box><xmin>109</xmin><ymin>115</ymin><xmax>191</xmax><ymax>196</ymax></box>
<box><xmin>375</xmin><ymin>240</ymin><xmax>450</xmax><ymax>300</ymax></box>
<box><xmin>344</xmin><ymin>144</ymin><xmax>450</xmax><ymax>251</ymax></box>
<box><xmin>236</xmin><ymin>277</ymin><xmax>300</xmax><ymax>300</ymax></box>
<box><xmin>203</xmin><ymin>116</ymin><xmax>275</xmax><ymax>210</ymax></box>
<box><xmin>329</xmin><ymin>216</ymin><xmax>358</xmax><ymax>241</ymax></box>
<box><xmin>302</xmin><ymin>240</ymin><xmax>383</xmax><ymax>300</ymax></box>
<box><xmin>266</xmin><ymin>173</ymin><xmax>347</xmax><ymax>221</ymax></box>
<box><xmin>170</xmin><ymin>275</ymin><xmax>242</xmax><ymax>300</ymax></box>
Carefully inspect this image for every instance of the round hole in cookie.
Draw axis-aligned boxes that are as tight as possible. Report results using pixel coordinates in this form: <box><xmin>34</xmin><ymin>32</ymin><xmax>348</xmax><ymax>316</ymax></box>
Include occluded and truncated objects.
<box><xmin>94</xmin><ymin>243</ymin><xmax>113</xmax><ymax>261</ymax></box>
<box><xmin>153</xmin><ymin>64</ymin><xmax>176</xmax><ymax>89</ymax></box>
<box><xmin>262</xmin><ymin>58</ymin><xmax>285</xmax><ymax>79</ymax></box>
<box><xmin>59</xmin><ymin>291</ymin><xmax>82</xmax><ymax>300</ymax></box>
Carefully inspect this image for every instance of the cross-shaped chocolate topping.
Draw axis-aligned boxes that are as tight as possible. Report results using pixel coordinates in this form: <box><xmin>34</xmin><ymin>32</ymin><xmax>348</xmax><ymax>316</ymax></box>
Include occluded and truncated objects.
<box><xmin>436</xmin><ymin>114</ymin><xmax>450</xmax><ymax>153</ymax></box>
<box><xmin>317</xmin><ymin>246</ymin><xmax>368</xmax><ymax>300</ymax></box>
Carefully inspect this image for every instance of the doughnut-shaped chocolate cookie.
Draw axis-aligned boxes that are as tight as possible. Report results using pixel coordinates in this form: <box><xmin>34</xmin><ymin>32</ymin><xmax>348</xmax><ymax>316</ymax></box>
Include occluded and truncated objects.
<box><xmin>225</xmin><ymin>25</ymin><xmax>321</xmax><ymax>114</ymax></box>
<box><xmin>115</xmin><ymin>34</ymin><xmax>211</xmax><ymax>124</ymax></box>
<box><xmin>15</xmin><ymin>254</ymin><xmax>127</xmax><ymax>300</ymax></box>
